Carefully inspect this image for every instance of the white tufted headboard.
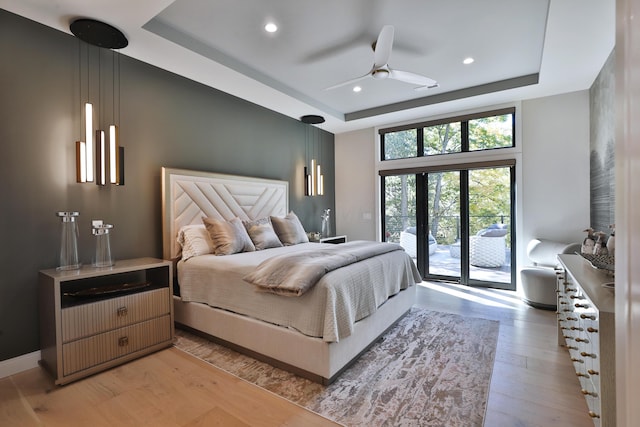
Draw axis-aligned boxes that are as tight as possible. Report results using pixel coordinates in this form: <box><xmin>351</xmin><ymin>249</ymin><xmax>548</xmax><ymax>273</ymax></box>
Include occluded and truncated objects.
<box><xmin>161</xmin><ymin>167</ymin><xmax>289</xmax><ymax>260</ymax></box>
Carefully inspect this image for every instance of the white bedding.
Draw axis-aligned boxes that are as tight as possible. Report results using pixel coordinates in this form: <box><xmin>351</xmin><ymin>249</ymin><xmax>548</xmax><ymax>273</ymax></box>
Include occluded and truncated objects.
<box><xmin>177</xmin><ymin>241</ymin><xmax>421</xmax><ymax>342</ymax></box>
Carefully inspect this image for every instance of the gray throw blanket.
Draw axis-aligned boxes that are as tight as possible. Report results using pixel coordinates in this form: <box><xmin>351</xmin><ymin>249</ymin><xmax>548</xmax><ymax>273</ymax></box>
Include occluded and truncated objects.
<box><xmin>243</xmin><ymin>241</ymin><xmax>403</xmax><ymax>296</ymax></box>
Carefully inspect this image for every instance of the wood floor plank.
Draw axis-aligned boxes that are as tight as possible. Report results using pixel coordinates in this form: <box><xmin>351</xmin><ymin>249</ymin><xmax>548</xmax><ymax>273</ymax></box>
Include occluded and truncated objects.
<box><xmin>183</xmin><ymin>406</ymin><xmax>251</xmax><ymax>427</ymax></box>
<box><xmin>488</xmin><ymin>360</ymin><xmax>589</xmax><ymax>410</ymax></box>
<box><xmin>485</xmin><ymin>390</ymin><xmax>593</xmax><ymax>427</ymax></box>
<box><xmin>0</xmin><ymin>377</ymin><xmax>40</xmax><ymax>427</ymax></box>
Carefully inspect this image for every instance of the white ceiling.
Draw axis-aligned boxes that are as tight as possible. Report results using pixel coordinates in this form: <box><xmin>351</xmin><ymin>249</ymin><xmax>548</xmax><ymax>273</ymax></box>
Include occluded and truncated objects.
<box><xmin>1</xmin><ymin>0</ymin><xmax>615</xmax><ymax>134</ymax></box>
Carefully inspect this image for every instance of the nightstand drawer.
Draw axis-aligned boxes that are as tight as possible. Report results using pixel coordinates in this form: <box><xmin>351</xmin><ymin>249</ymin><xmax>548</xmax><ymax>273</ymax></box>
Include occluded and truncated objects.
<box><xmin>62</xmin><ymin>314</ymin><xmax>172</xmax><ymax>376</ymax></box>
<box><xmin>62</xmin><ymin>288</ymin><xmax>171</xmax><ymax>342</ymax></box>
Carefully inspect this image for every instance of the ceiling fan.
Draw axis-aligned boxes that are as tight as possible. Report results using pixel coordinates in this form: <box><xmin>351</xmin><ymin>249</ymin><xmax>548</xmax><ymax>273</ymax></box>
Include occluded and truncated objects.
<box><xmin>325</xmin><ymin>25</ymin><xmax>438</xmax><ymax>91</ymax></box>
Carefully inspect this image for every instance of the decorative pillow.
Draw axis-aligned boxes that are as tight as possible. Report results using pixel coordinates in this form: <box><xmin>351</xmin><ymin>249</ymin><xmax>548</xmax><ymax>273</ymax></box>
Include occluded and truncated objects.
<box><xmin>404</xmin><ymin>226</ymin><xmax>417</xmax><ymax>235</ymax></box>
<box><xmin>177</xmin><ymin>224</ymin><xmax>215</xmax><ymax>261</ymax></box>
<box><xmin>478</xmin><ymin>228</ymin><xmax>509</xmax><ymax>237</ymax></box>
<box><xmin>487</xmin><ymin>223</ymin><xmax>508</xmax><ymax>230</ymax></box>
<box><xmin>243</xmin><ymin>217</ymin><xmax>283</xmax><ymax>250</ymax></box>
<box><xmin>270</xmin><ymin>211</ymin><xmax>309</xmax><ymax>245</ymax></box>
<box><xmin>202</xmin><ymin>217</ymin><xmax>256</xmax><ymax>255</ymax></box>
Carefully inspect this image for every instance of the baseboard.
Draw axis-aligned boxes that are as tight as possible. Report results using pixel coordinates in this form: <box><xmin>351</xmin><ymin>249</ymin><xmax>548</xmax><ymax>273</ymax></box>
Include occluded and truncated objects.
<box><xmin>0</xmin><ymin>350</ymin><xmax>41</xmax><ymax>380</ymax></box>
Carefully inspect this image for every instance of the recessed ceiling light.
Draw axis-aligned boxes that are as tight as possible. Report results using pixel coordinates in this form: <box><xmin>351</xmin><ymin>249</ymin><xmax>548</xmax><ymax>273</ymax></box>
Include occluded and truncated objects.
<box><xmin>463</xmin><ymin>57</ymin><xmax>474</xmax><ymax>65</ymax></box>
<box><xmin>264</xmin><ymin>22</ymin><xmax>278</xmax><ymax>33</ymax></box>
<box><xmin>353</xmin><ymin>86</ymin><xmax>362</xmax><ymax>93</ymax></box>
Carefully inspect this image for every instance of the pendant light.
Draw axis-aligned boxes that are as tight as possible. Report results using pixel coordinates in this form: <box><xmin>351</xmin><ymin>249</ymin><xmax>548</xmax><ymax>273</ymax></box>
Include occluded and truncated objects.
<box><xmin>71</xmin><ymin>18</ymin><xmax>127</xmax><ymax>186</ymax></box>
<box><xmin>301</xmin><ymin>115</ymin><xmax>325</xmax><ymax>196</ymax></box>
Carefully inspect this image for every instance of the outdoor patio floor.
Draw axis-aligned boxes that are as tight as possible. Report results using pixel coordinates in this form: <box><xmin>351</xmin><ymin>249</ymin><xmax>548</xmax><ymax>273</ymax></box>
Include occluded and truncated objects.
<box><xmin>422</xmin><ymin>245</ymin><xmax>512</xmax><ymax>284</ymax></box>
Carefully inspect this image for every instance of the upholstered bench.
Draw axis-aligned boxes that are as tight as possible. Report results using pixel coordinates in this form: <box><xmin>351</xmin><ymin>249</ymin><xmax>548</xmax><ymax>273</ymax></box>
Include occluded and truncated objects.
<box><xmin>520</xmin><ymin>239</ymin><xmax>581</xmax><ymax>309</ymax></box>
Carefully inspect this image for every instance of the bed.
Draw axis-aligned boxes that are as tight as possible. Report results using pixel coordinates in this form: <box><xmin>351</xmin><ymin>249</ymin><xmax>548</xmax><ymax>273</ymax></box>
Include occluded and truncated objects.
<box><xmin>162</xmin><ymin>167</ymin><xmax>420</xmax><ymax>384</ymax></box>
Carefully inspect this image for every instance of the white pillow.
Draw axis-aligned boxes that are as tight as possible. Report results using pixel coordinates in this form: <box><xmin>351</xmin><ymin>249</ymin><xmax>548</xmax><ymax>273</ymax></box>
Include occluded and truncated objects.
<box><xmin>271</xmin><ymin>211</ymin><xmax>309</xmax><ymax>245</ymax></box>
<box><xmin>177</xmin><ymin>225</ymin><xmax>215</xmax><ymax>261</ymax></box>
<box><xmin>242</xmin><ymin>217</ymin><xmax>283</xmax><ymax>250</ymax></box>
<box><xmin>202</xmin><ymin>217</ymin><xmax>256</xmax><ymax>255</ymax></box>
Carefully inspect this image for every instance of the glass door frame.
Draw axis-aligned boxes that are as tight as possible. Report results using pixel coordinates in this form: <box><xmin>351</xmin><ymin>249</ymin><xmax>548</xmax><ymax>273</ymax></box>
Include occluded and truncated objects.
<box><xmin>381</xmin><ymin>161</ymin><xmax>516</xmax><ymax>291</ymax></box>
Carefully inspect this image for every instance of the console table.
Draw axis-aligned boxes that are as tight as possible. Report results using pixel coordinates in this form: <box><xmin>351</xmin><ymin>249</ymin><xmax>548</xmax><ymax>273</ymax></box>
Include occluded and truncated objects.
<box><xmin>556</xmin><ymin>254</ymin><xmax>615</xmax><ymax>426</ymax></box>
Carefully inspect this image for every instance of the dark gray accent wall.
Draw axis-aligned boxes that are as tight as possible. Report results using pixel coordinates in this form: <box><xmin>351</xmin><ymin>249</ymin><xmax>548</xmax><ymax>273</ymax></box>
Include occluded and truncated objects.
<box><xmin>589</xmin><ymin>49</ymin><xmax>615</xmax><ymax>235</ymax></box>
<box><xmin>0</xmin><ymin>9</ymin><xmax>335</xmax><ymax>361</ymax></box>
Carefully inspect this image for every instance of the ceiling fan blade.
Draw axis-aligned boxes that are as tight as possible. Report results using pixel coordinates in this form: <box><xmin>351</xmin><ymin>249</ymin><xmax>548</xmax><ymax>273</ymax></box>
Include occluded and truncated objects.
<box><xmin>324</xmin><ymin>73</ymin><xmax>370</xmax><ymax>91</ymax></box>
<box><xmin>415</xmin><ymin>82</ymin><xmax>440</xmax><ymax>91</ymax></box>
<box><xmin>388</xmin><ymin>69</ymin><xmax>437</xmax><ymax>88</ymax></box>
<box><xmin>300</xmin><ymin>33</ymin><xmax>371</xmax><ymax>64</ymax></box>
<box><xmin>373</xmin><ymin>25</ymin><xmax>394</xmax><ymax>69</ymax></box>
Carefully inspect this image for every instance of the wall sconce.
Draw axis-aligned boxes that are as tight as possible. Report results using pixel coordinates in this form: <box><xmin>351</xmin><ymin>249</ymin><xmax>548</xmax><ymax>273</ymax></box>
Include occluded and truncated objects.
<box><xmin>71</xmin><ymin>19</ymin><xmax>127</xmax><ymax>186</ymax></box>
<box><xmin>301</xmin><ymin>115</ymin><xmax>325</xmax><ymax>196</ymax></box>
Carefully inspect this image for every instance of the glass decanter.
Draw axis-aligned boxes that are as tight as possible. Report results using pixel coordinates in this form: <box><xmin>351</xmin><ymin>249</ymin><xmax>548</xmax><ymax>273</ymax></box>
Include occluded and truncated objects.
<box><xmin>92</xmin><ymin>220</ymin><xmax>114</xmax><ymax>267</ymax></box>
<box><xmin>56</xmin><ymin>211</ymin><xmax>81</xmax><ymax>270</ymax></box>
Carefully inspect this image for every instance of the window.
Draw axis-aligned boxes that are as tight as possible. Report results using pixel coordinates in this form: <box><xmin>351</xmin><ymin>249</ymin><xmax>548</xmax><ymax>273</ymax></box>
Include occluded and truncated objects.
<box><xmin>468</xmin><ymin>113</ymin><xmax>513</xmax><ymax>151</ymax></box>
<box><xmin>382</xmin><ymin>129</ymin><xmax>417</xmax><ymax>160</ymax></box>
<box><xmin>423</xmin><ymin>122</ymin><xmax>461</xmax><ymax>155</ymax></box>
<box><xmin>380</xmin><ymin>108</ymin><xmax>515</xmax><ymax>160</ymax></box>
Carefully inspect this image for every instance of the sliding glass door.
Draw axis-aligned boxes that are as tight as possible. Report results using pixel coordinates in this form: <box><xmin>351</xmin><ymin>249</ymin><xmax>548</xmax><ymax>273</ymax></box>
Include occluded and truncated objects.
<box><xmin>425</xmin><ymin>170</ymin><xmax>462</xmax><ymax>279</ymax></box>
<box><xmin>383</xmin><ymin>164</ymin><xmax>515</xmax><ymax>290</ymax></box>
<box><xmin>467</xmin><ymin>167</ymin><xmax>512</xmax><ymax>285</ymax></box>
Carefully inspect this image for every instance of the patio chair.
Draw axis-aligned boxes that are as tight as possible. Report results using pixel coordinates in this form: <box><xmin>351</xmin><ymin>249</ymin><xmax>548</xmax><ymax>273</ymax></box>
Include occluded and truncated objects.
<box><xmin>469</xmin><ymin>224</ymin><xmax>508</xmax><ymax>267</ymax></box>
<box><xmin>399</xmin><ymin>227</ymin><xmax>437</xmax><ymax>258</ymax></box>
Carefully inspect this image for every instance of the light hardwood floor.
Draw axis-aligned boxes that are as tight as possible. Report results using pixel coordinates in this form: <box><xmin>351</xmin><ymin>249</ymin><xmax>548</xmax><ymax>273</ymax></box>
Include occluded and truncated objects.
<box><xmin>416</xmin><ymin>281</ymin><xmax>594</xmax><ymax>427</ymax></box>
<box><xmin>0</xmin><ymin>346</ymin><xmax>339</xmax><ymax>427</ymax></box>
<box><xmin>1</xmin><ymin>282</ymin><xmax>594</xmax><ymax>427</ymax></box>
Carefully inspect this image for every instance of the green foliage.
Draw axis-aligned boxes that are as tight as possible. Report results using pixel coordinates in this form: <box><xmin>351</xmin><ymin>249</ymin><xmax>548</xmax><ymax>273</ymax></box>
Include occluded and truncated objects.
<box><xmin>428</xmin><ymin>171</ymin><xmax>460</xmax><ymax>244</ymax></box>
<box><xmin>383</xmin><ymin>129</ymin><xmax>417</xmax><ymax>160</ymax></box>
<box><xmin>424</xmin><ymin>123</ymin><xmax>461</xmax><ymax>155</ymax></box>
<box><xmin>383</xmin><ymin>113</ymin><xmax>513</xmax><ymax>246</ymax></box>
<box><xmin>468</xmin><ymin>167</ymin><xmax>510</xmax><ymax>238</ymax></box>
<box><xmin>384</xmin><ymin>175</ymin><xmax>416</xmax><ymax>242</ymax></box>
<box><xmin>469</xmin><ymin>115</ymin><xmax>513</xmax><ymax>150</ymax></box>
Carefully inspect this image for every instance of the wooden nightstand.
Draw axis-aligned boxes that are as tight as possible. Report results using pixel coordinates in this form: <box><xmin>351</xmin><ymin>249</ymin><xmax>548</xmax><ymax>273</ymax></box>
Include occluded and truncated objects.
<box><xmin>38</xmin><ymin>258</ymin><xmax>174</xmax><ymax>385</ymax></box>
<box><xmin>319</xmin><ymin>235</ymin><xmax>347</xmax><ymax>244</ymax></box>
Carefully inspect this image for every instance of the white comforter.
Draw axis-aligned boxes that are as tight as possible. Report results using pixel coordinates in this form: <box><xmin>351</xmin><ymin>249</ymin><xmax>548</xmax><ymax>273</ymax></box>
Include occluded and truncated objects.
<box><xmin>177</xmin><ymin>241</ymin><xmax>421</xmax><ymax>342</ymax></box>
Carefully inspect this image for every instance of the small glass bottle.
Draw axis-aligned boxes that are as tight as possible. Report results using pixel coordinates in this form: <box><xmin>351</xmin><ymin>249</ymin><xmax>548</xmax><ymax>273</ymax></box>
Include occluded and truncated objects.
<box><xmin>92</xmin><ymin>220</ymin><xmax>114</xmax><ymax>267</ymax></box>
<box><xmin>57</xmin><ymin>211</ymin><xmax>81</xmax><ymax>270</ymax></box>
<box><xmin>321</xmin><ymin>208</ymin><xmax>331</xmax><ymax>238</ymax></box>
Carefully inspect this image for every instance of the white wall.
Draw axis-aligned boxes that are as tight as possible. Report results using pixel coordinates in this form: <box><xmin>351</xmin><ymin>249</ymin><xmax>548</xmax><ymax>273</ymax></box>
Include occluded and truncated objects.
<box><xmin>335</xmin><ymin>128</ymin><xmax>377</xmax><ymax>241</ymax></box>
<box><xmin>520</xmin><ymin>91</ymin><xmax>591</xmax><ymax>247</ymax></box>
<box><xmin>335</xmin><ymin>91</ymin><xmax>590</xmax><ymax>288</ymax></box>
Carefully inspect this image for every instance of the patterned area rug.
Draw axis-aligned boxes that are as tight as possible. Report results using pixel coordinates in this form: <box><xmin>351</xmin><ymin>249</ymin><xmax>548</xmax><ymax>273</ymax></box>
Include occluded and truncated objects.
<box><xmin>174</xmin><ymin>308</ymin><xmax>499</xmax><ymax>426</ymax></box>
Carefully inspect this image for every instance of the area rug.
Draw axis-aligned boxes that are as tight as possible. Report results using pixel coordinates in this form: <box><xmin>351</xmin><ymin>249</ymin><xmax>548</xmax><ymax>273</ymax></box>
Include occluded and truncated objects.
<box><xmin>174</xmin><ymin>308</ymin><xmax>499</xmax><ymax>426</ymax></box>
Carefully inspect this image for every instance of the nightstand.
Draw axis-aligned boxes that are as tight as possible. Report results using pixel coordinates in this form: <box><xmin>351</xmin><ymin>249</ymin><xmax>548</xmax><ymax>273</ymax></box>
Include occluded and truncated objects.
<box><xmin>38</xmin><ymin>257</ymin><xmax>174</xmax><ymax>385</ymax></box>
<box><xmin>319</xmin><ymin>235</ymin><xmax>347</xmax><ymax>244</ymax></box>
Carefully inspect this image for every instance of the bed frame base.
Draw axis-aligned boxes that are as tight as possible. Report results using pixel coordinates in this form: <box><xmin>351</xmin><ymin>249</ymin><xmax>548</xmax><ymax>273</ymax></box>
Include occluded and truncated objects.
<box><xmin>173</xmin><ymin>285</ymin><xmax>416</xmax><ymax>385</ymax></box>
